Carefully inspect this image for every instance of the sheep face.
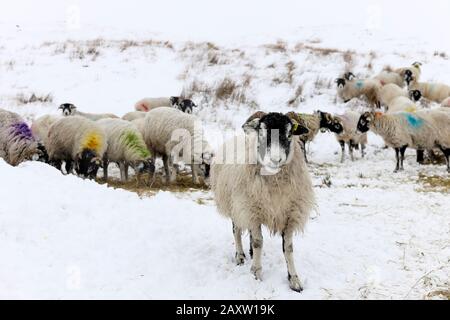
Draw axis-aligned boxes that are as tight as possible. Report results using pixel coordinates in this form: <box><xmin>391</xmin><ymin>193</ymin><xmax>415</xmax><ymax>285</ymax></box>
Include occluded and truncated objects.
<box><xmin>36</xmin><ymin>143</ymin><xmax>49</xmax><ymax>163</ymax></box>
<box><xmin>318</xmin><ymin>111</ymin><xmax>344</xmax><ymax>134</ymax></box>
<box><xmin>169</xmin><ymin>96</ymin><xmax>180</xmax><ymax>106</ymax></box>
<box><xmin>357</xmin><ymin>112</ymin><xmax>375</xmax><ymax>133</ymax></box>
<box><xmin>133</xmin><ymin>159</ymin><xmax>155</xmax><ymax>175</ymax></box>
<box><xmin>335</xmin><ymin>78</ymin><xmax>351</xmax><ymax>102</ymax></box>
<box><xmin>344</xmin><ymin>72</ymin><xmax>356</xmax><ymax>81</ymax></box>
<box><xmin>59</xmin><ymin>103</ymin><xmax>77</xmax><ymax>116</ymax></box>
<box><xmin>409</xmin><ymin>90</ymin><xmax>422</xmax><ymax>102</ymax></box>
<box><xmin>244</xmin><ymin>112</ymin><xmax>306</xmax><ymax>174</ymax></box>
<box><xmin>177</xmin><ymin>99</ymin><xmax>196</xmax><ymax>114</ymax></box>
<box><xmin>404</xmin><ymin>70</ymin><xmax>415</xmax><ymax>86</ymax></box>
<box><xmin>75</xmin><ymin>149</ymin><xmax>101</xmax><ymax>179</ymax></box>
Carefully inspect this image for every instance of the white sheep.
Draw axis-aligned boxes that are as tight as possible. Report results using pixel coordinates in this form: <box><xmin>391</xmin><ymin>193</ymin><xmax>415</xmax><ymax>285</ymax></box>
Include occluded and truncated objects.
<box><xmin>334</xmin><ymin>111</ymin><xmax>368</xmax><ymax>162</ymax></box>
<box><xmin>134</xmin><ymin>96</ymin><xmax>179</xmax><ymax>112</ymax></box>
<box><xmin>373</xmin><ymin>71</ymin><xmax>405</xmax><ymax>87</ymax></box>
<box><xmin>335</xmin><ymin>76</ymin><xmax>382</xmax><ymax>108</ymax></box>
<box><xmin>46</xmin><ymin>116</ymin><xmax>107</xmax><ymax>178</ymax></box>
<box><xmin>386</xmin><ymin>96</ymin><xmax>421</xmax><ymax>114</ymax></box>
<box><xmin>59</xmin><ymin>103</ymin><xmax>119</xmax><ymax>121</ymax></box>
<box><xmin>211</xmin><ymin>112</ymin><xmax>315</xmax><ymax>292</ymax></box>
<box><xmin>97</xmin><ymin>118</ymin><xmax>154</xmax><ymax>182</ymax></box>
<box><xmin>122</xmin><ymin>111</ymin><xmax>147</xmax><ymax>121</ymax></box>
<box><xmin>394</xmin><ymin>62</ymin><xmax>422</xmax><ymax>83</ymax></box>
<box><xmin>357</xmin><ymin>111</ymin><xmax>441</xmax><ymax>172</ymax></box>
<box><xmin>407</xmin><ymin>77</ymin><xmax>450</xmax><ymax>103</ymax></box>
<box><xmin>377</xmin><ymin>83</ymin><xmax>421</xmax><ymax>108</ymax></box>
<box><xmin>142</xmin><ymin>107</ymin><xmax>213</xmax><ymax>184</ymax></box>
<box><xmin>31</xmin><ymin>114</ymin><xmax>61</xmax><ymax>146</ymax></box>
<box><xmin>0</xmin><ymin>108</ymin><xmax>47</xmax><ymax>166</ymax></box>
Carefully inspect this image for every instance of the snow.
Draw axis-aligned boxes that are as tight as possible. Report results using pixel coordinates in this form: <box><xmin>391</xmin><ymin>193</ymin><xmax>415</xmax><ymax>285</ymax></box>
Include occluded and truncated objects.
<box><xmin>0</xmin><ymin>0</ymin><xmax>449</xmax><ymax>299</ymax></box>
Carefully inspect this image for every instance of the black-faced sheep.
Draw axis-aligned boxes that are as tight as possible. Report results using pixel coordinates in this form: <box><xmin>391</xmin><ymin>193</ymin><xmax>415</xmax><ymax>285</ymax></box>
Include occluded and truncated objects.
<box><xmin>134</xmin><ymin>96</ymin><xmax>179</xmax><ymax>112</ymax></box>
<box><xmin>59</xmin><ymin>103</ymin><xmax>118</xmax><ymax>121</ymax></box>
<box><xmin>211</xmin><ymin>112</ymin><xmax>315</xmax><ymax>292</ymax></box>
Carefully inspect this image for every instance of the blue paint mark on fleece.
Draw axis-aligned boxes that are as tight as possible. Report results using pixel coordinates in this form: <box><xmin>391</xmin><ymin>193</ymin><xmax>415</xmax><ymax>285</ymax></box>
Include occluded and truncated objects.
<box><xmin>11</xmin><ymin>122</ymin><xmax>34</xmax><ymax>140</ymax></box>
<box><xmin>403</xmin><ymin>113</ymin><xmax>424</xmax><ymax>129</ymax></box>
<box><xmin>355</xmin><ymin>80</ymin><xmax>364</xmax><ymax>89</ymax></box>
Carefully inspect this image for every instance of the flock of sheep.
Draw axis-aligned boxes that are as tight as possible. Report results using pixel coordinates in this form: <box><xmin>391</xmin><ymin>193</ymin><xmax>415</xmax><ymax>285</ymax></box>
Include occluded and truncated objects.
<box><xmin>1</xmin><ymin>61</ymin><xmax>450</xmax><ymax>293</ymax></box>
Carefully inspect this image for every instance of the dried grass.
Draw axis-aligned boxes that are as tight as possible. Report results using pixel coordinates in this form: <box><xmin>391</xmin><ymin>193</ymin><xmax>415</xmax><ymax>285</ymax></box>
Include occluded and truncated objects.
<box><xmin>16</xmin><ymin>92</ymin><xmax>53</xmax><ymax>104</ymax></box>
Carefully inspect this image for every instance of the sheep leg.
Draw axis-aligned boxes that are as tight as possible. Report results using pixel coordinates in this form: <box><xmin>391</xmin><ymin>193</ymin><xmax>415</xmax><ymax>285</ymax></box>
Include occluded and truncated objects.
<box><xmin>361</xmin><ymin>144</ymin><xmax>366</xmax><ymax>158</ymax></box>
<box><xmin>348</xmin><ymin>140</ymin><xmax>354</xmax><ymax>161</ymax></box>
<box><xmin>103</xmin><ymin>158</ymin><xmax>109</xmax><ymax>180</ymax></box>
<box><xmin>438</xmin><ymin>146</ymin><xmax>450</xmax><ymax>172</ymax></box>
<box><xmin>416</xmin><ymin>150</ymin><xmax>424</xmax><ymax>164</ymax></box>
<box><xmin>282</xmin><ymin>228</ymin><xmax>303</xmax><ymax>292</ymax></box>
<box><xmin>400</xmin><ymin>145</ymin><xmax>407</xmax><ymax>171</ymax></box>
<box><xmin>394</xmin><ymin>148</ymin><xmax>400</xmax><ymax>172</ymax></box>
<box><xmin>191</xmin><ymin>163</ymin><xmax>201</xmax><ymax>185</ymax></box>
<box><xmin>232</xmin><ymin>222</ymin><xmax>245</xmax><ymax>265</ymax></box>
<box><xmin>65</xmin><ymin>160</ymin><xmax>73</xmax><ymax>174</ymax></box>
<box><xmin>339</xmin><ymin>140</ymin><xmax>345</xmax><ymax>163</ymax></box>
<box><xmin>119</xmin><ymin>162</ymin><xmax>127</xmax><ymax>182</ymax></box>
<box><xmin>162</xmin><ymin>154</ymin><xmax>171</xmax><ymax>184</ymax></box>
<box><xmin>249</xmin><ymin>224</ymin><xmax>263</xmax><ymax>280</ymax></box>
<box><xmin>249</xmin><ymin>232</ymin><xmax>253</xmax><ymax>258</ymax></box>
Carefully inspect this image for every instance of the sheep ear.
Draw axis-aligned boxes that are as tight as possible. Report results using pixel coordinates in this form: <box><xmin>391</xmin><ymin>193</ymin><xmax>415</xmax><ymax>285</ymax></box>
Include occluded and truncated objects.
<box><xmin>242</xmin><ymin>118</ymin><xmax>260</xmax><ymax>134</ymax></box>
<box><xmin>58</xmin><ymin>104</ymin><xmax>64</xmax><ymax>109</ymax></box>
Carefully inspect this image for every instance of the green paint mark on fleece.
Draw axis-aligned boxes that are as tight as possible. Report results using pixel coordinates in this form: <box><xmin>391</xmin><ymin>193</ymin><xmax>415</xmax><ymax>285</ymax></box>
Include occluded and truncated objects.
<box><xmin>355</xmin><ymin>80</ymin><xmax>364</xmax><ymax>89</ymax></box>
<box><xmin>122</xmin><ymin>131</ymin><xmax>151</xmax><ymax>158</ymax></box>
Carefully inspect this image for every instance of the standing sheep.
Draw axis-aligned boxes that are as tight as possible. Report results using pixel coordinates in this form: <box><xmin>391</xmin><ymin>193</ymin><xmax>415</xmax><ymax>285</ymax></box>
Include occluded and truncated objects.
<box><xmin>335</xmin><ymin>76</ymin><xmax>382</xmax><ymax>108</ymax></box>
<box><xmin>0</xmin><ymin>108</ymin><xmax>47</xmax><ymax>166</ymax></box>
<box><xmin>142</xmin><ymin>107</ymin><xmax>213</xmax><ymax>184</ymax></box>
<box><xmin>97</xmin><ymin>118</ymin><xmax>154</xmax><ymax>182</ymax></box>
<box><xmin>373</xmin><ymin>71</ymin><xmax>405</xmax><ymax>87</ymax></box>
<box><xmin>46</xmin><ymin>116</ymin><xmax>107</xmax><ymax>179</ymax></box>
<box><xmin>59</xmin><ymin>103</ymin><xmax>118</xmax><ymax>121</ymax></box>
<box><xmin>406</xmin><ymin>74</ymin><xmax>450</xmax><ymax>103</ymax></box>
<box><xmin>334</xmin><ymin>111</ymin><xmax>367</xmax><ymax>162</ymax></box>
<box><xmin>377</xmin><ymin>83</ymin><xmax>422</xmax><ymax>108</ymax></box>
<box><xmin>134</xmin><ymin>96</ymin><xmax>179</xmax><ymax>112</ymax></box>
<box><xmin>394</xmin><ymin>62</ymin><xmax>422</xmax><ymax>83</ymax></box>
<box><xmin>211</xmin><ymin>112</ymin><xmax>314</xmax><ymax>292</ymax></box>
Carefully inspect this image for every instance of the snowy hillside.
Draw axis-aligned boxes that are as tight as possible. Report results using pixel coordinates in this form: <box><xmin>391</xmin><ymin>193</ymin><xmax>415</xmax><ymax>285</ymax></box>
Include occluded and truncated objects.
<box><xmin>0</xmin><ymin>0</ymin><xmax>449</xmax><ymax>299</ymax></box>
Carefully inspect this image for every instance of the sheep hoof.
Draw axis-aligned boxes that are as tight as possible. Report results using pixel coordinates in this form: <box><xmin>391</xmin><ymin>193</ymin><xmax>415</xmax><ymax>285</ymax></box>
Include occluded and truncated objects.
<box><xmin>235</xmin><ymin>252</ymin><xmax>245</xmax><ymax>265</ymax></box>
<box><xmin>251</xmin><ymin>266</ymin><xmax>262</xmax><ymax>280</ymax></box>
<box><xmin>288</xmin><ymin>275</ymin><xmax>303</xmax><ymax>293</ymax></box>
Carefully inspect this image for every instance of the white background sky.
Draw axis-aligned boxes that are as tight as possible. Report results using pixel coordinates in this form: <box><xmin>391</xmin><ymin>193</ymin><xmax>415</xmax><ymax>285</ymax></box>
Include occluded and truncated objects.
<box><xmin>1</xmin><ymin>0</ymin><xmax>450</xmax><ymax>44</ymax></box>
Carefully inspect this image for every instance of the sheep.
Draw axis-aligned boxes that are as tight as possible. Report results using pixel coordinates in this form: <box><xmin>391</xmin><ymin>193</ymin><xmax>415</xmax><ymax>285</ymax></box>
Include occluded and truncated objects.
<box><xmin>356</xmin><ymin>111</ymin><xmax>440</xmax><ymax>172</ymax></box>
<box><xmin>334</xmin><ymin>111</ymin><xmax>367</xmax><ymax>162</ymax></box>
<box><xmin>0</xmin><ymin>108</ymin><xmax>47</xmax><ymax>166</ymax></box>
<box><xmin>406</xmin><ymin>75</ymin><xmax>450</xmax><ymax>103</ymax></box>
<box><xmin>335</xmin><ymin>76</ymin><xmax>382</xmax><ymax>108</ymax></box>
<box><xmin>31</xmin><ymin>114</ymin><xmax>61</xmax><ymax>146</ymax></box>
<box><xmin>142</xmin><ymin>107</ymin><xmax>213</xmax><ymax>184</ymax></box>
<box><xmin>377</xmin><ymin>83</ymin><xmax>422</xmax><ymax>108</ymax></box>
<box><xmin>134</xmin><ymin>96</ymin><xmax>179</xmax><ymax>112</ymax></box>
<box><xmin>96</xmin><ymin>118</ymin><xmax>154</xmax><ymax>182</ymax></box>
<box><xmin>46</xmin><ymin>116</ymin><xmax>107</xmax><ymax>179</ymax></box>
<box><xmin>122</xmin><ymin>111</ymin><xmax>146</xmax><ymax>121</ymax></box>
<box><xmin>59</xmin><ymin>103</ymin><xmax>118</xmax><ymax>121</ymax></box>
<box><xmin>211</xmin><ymin>112</ymin><xmax>315</xmax><ymax>292</ymax></box>
<box><xmin>373</xmin><ymin>71</ymin><xmax>405</xmax><ymax>87</ymax></box>
<box><xmin>176</xmin><ymin>99</ymin><xmax>197</xmax><ymax>114</ymax></box>
<box><xmin>394</xmin><ymin>62</ymin><xmax>422</xmax><ymax>83</ymax></box>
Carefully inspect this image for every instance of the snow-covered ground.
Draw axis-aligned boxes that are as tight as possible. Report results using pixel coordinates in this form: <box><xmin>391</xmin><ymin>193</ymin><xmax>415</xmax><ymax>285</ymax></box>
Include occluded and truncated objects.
<box><xmin>0</xmin><ymin>0</ymin><xmax>449</xmax><ymax>299</ymax></box>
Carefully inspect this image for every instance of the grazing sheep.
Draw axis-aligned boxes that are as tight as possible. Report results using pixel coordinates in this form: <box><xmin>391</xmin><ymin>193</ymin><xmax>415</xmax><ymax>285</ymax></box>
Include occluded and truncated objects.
<box><xmin>357</xmin><ymin>111</ymin><xmax>439</xmax><ymax>172</ymax></box>
<box><xmin>0</xmin><ymin>108</ymin><xmax>47</xmax><ymax>166</ymax></box>
<box><xmin>335</xmin><ymin>76</ymin><xmax>382</xmax><ymax>108</ymax></box>
<box><xmin>122</xmin><ymin>111</ymin><xmax>146</xmax><ymax>121</ymax></box>
<box><xmin>97</xmin><ymin>118</ymin><xmax>154</xmax><ymax>182</ymax></box>
<box><xmin>406</xmin><ymin>75</ymin><xmax>450</xmax><ymax>103</ymax></box>
<box><xmin>334</xmin><ymin>111</ymin><xmax>367</xmax><ymax>162</ymax></box>
<box><xmin>31</xmin><ymin>114</ymin><xmax>61</xmax><ymax>146</ymax></box>
<box><xmin>211</xmin><ymin>112</ymin><xmax>315</xmax><ymax>292</ymax></box>
<box><xmin>134</xmin><ymin>96</ymin><xmax>179</xmax><ymax>112</ymax></box>
<box><xmin>386</xmin><ymin>96</ymin><xmax>421</xmax><ymax>114</ymax></box>
<box><xmin>142</xmin><ymin>107</ymin><xmax>212</xmax><ymax>184</ymax></box>
<box><xmin>46</xmin><ymin>116</ymin><xmax>107</xmax><ymax>179</ymax></box>
<box><xmin>59</xmin><ymin>103</ymin><xmax>118</xmax><ymax>121</ymax></box>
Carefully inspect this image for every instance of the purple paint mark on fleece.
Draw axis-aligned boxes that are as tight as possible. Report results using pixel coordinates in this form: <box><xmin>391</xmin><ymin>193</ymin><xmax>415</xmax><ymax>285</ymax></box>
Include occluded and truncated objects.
<box><xmin>11</xmin><ymin>122</ymin><xmax>34</xmax><ymax>140</ymax></box>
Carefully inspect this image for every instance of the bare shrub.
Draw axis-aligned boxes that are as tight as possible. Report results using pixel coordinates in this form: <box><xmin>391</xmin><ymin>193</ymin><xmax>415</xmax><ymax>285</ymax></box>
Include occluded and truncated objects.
<box><xmin>287</xmin><ymin>83</ymin><xmax>305</xmax><ymax>107</ymax></box>
<box><xmin>343</xmin><ymin>50</ymin><xmax>356</xmax><ymax>71</ymax></box>
<box><xmin>215</xmin><ymin>78</ymin><xmax>237</xmax><ymax>100</ymax></box>
<box><xmin>383</xmin><ymin>65</ymin><xmax>394</xmax><ymax>72</ymax></box>
<box><xmin>264</xmin><ymin>40</ymin><xmax>288</xmax><ymax>53</ymax></box>
<box><xmin>86</xmin><ymin>46</ymin><xmax>100</xmax><ymax>61</ymax></box>
<box><xmin>434</xmin><ymin>51</ymin><xmax>448</xmax><ymax>59</ymax></box>
<box><xmin>70</xmin><ymin>46</ymin><xmax>85</xmax><ymax>60</ymax></box>
<box><xmin>16</xmin><ymin>93</ymin><xmax>53</xmax><ymax>104</ymax></box>
<box><xmin>285</xmin><ymin>61</ymin><xmax>296</xmax><ymax>84</ymax></box>
<box><xmin>5</xmin><ymin>60</ymin><xmax>15</xmax><ymax>71</ymax></box>
<box><xmin>120</xmin><ymin>40</ymin><xmax>139</xmax><ymax>52</ymax></box>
